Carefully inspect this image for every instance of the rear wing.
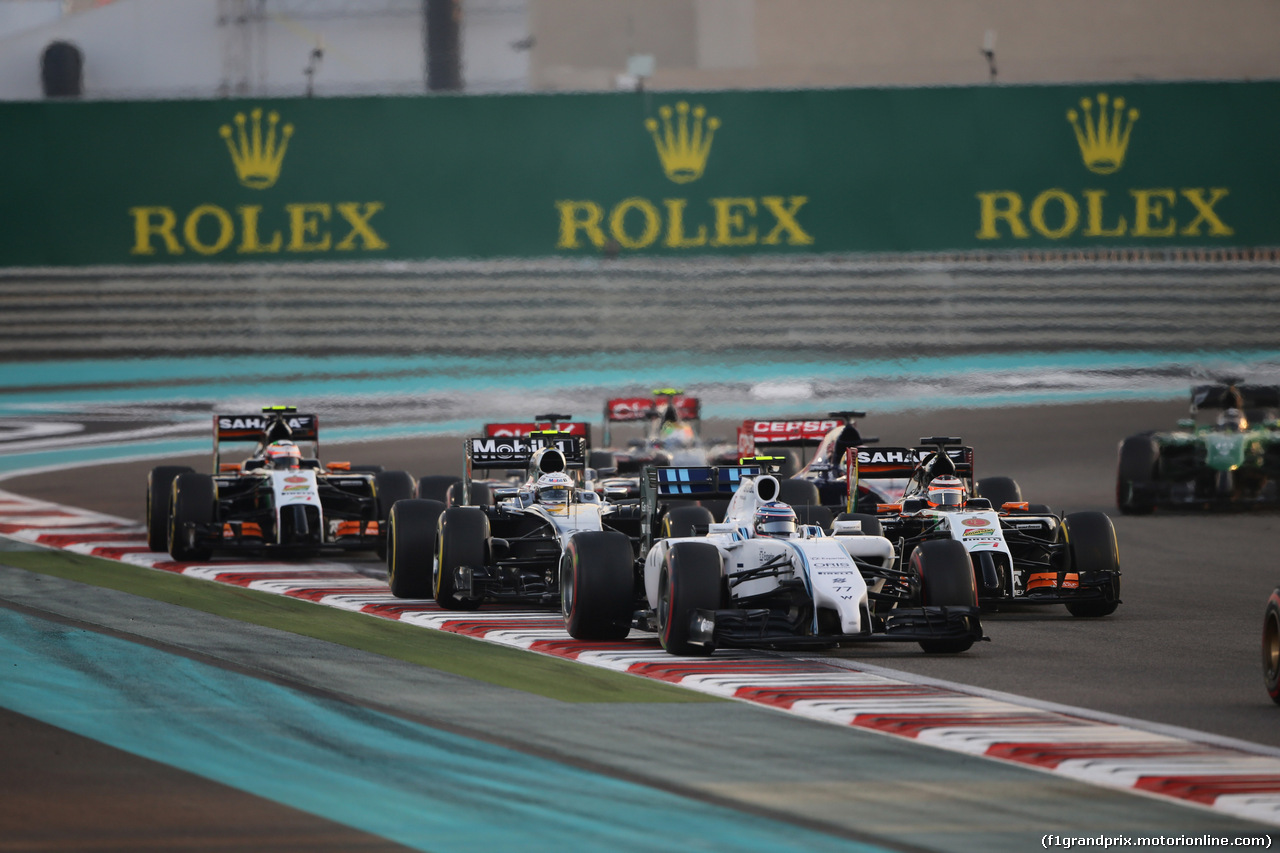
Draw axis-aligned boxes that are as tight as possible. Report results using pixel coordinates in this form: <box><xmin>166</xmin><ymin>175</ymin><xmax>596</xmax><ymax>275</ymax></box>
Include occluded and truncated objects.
<box><xmin>465</xmin><ymin>433</ymin><xmax>586</xmax><ymax>471</ymax></box>
<box><xmin>483</xmin><ymin>421</ymin><xmax>592</xmax><ymax>446</ymax></box>
<box><xmin>1191</xmin><ymin>384</ymin><xmax>1280</xmax><ymax>413</ymax></box>
<box><xmin>213</xmin><ymin>409</ymin><xmax>319</xmax><ymax>469</ymax></box>
<box><xmin>603</xmin><ymin>392</ymin><xmax>700</xmax><ymax>444</ymax></box>
<box><xmin>640</xmin><ymin>464</ymin><xmax>762</xmax><ymax>551</ymax></box>
<box><xmin>739</xmin><ymin>418</ymin><xmax>842</xmax><ymax>451</ymax></box>
<box><xmin>844</xmin><ymin>443</ymin><xmax>974</xmax><ymax>511</ymax></box>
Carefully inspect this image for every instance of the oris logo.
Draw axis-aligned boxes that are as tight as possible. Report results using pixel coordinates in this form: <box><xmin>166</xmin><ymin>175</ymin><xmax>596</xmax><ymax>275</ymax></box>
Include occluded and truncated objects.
<box><xmin>961</xmin><ymin>517</ymin><xmax>988</xmax><ymax>527</ymax></box>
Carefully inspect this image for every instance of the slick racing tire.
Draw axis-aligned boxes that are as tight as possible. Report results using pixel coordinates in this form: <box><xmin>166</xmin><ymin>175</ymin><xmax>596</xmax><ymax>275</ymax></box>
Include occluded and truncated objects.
<box><xmin>168</xmin><ymin>472</ymin><xmax>215</xmax><ymax>562</ymax></box>
<box><xmin>778</xmin><ymin>478</ymin><xmax>820</xmax><ymax>506</ymax></box>
<box><xmin>1116</xmin><ymin>435</ymin><xmax>1160</xmax><ymax>515</ymax></box>
<box><xmin>417</xmin><ymin>474</ymin><xmax>463</xmax><ymax>505</ymax></box>
<box><xmin>663</xmin><ymin>506</ymin><xmax>715</xmax><ymax>539</ymax></box>
<box><xmin>1263</xmin><ymin>588</ymin><xmax>1280</xmax><ymax>705</ymax></box>
<box><xmin>976</xmin><ymin>476</ymin><xmax>1022</xmax><ymax>509</ymax></box>
<box><xmin>147</xmin><ymin>465</ymin><xmax>193</xmax><ymax>553</ymax></box>
<box><xmin>387</xmin><ymin>499</ymin><xmax>445</xmax><ymax>599</ymax></box>
<box><xmin>832</xmin><ymin>512</ymin><xmax>883</xmax><ymax>537</ymax></box>
<box><xmin>912</xmin><ymin>539</ymin><xmax>978</xmax><ymax>654</ymax></box>
<box><xmin>1062</xmin><ymin>511</ymin><xmax>1121</xmax><ymax>617</ymax></box>
<box><xmin>562</xmin><ymin>531</ymin><xmax>635</xmax><ymax>641</ymax></box>
<box><xmin>373</xmin><ymin>470</ymin><xmax>416</xmax><ymax>559</ymax></box>
<box><xmin>434</xmin><ymin>507</ymin><xmax>487</xmax><ymax>610</ymax></box>
<box><xmin>657</xmin><ymin>542</ymin><xmax>722</xmax><ymax>656</ymax></box>
<box><xmin>447</xmin><ymin>480</ymin><xmax>495</xmax><ymax>507</ymax></box>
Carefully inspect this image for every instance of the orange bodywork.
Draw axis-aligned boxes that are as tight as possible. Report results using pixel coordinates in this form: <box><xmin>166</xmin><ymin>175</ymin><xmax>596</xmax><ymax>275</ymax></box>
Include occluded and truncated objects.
<box><xmin>335</xmin><ymin>520</ymin><xmax>377</xmax><ymax>538</ymax></box>
<box><xmin>1027</xmin><ymin>572</ymin><xmax>1058</xmax><ymax>591</ymax></box>
<box><xmin>223</xmin><ymin>522</ymin><xmax>263</xmax><ymax>538</ymax></box>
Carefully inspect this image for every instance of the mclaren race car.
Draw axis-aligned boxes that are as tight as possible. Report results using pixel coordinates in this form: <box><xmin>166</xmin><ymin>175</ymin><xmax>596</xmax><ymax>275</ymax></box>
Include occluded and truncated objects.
<box><xmin>558</xmin><ymin>462</ymin><xmax>985</xmax><ymax>655</ymax></box>
<box><xmin>385</xmin><ymin>431</ymin><xmax>641</xmax><ymax>609</ymax></box>
<box><xmin>599</xmin><ymin>389</ymin><xmax>737</xmax><ymax>476</ymax></box>
<box><xmin>857</xmin><ymin>437</ymin><xmax>1121</xmax><ymax>617</ymax></box>
<box><xmin>147</xmin><ymin>406</ymin><xmax>415</xmax><ymax>561</ymax></box>
<box><xmin>413</xmin><ymin>414</ymin><xmax>594</xmax><ymax>506</ymax></box>
<box><xmin>1117</xmin><ymin>380</ymin><xmax>1280</xmax><ymax>513</ymax></box>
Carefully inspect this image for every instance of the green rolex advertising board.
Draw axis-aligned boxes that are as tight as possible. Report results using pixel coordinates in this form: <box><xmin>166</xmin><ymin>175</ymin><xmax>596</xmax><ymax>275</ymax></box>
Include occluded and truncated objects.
<box><xmin>0</xmin><ymin>80</ymin><xmax>1276</xmax><ymax>266</ymax></box>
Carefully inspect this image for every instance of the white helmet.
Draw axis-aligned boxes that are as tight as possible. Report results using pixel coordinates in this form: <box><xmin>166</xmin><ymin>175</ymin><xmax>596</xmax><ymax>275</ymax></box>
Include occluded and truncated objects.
<box><xmin>753</xmin><ymin>501</ymin><xmax>798</xmax><ymax>538</ymax></box>
<box><xmin>535</xmin><ymin>472</ymin><xmax>573</xmax><ymax>505</ymax></box>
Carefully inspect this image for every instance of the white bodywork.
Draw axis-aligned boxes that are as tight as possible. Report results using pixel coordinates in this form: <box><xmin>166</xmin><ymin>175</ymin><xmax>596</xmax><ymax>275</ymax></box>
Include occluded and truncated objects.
<box><xmin>913</xmin><ymin>506</ymin><xmax>1056</xmax><ymax>598</ymax></box>
<box><xmin>265</xmin><ymin>468</ymin><xmax>323</xmax><ymax>544</ymax></box>
<box><xmin>498</xmin><ymin>491</ymin><xmax>610</xmax><ymax>548</ymax></box>
<box><xmin>643</xmin><ymin>476</ymin><xmax>895</xmax><ymax>636</ymax></box>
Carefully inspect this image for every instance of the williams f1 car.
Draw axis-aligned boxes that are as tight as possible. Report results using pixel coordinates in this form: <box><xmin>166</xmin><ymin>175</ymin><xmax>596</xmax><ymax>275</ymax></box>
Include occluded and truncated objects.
<box><xmin>147</xmin><ymin>406</ymin><xmax>415</xmax><ymax>561</ymax></box>
<box><xmin>1117</xmin><ymin>380</ymin><xmax>1280</xmax><ymax>513</ymax></box>
<box><xmin>559</xmin><ymin>462</ymin><xmax>985</xmax><ymax>655</ymax></box>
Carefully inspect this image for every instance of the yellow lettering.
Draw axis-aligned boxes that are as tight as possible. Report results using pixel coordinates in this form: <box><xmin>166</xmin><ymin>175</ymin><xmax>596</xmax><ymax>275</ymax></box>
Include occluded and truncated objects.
<box><xmin>1029</xmin><ymin>190</ymin><xmax>1079</xmax><ymax>240</ymax></box>
<box><xmin>1180</xmin><ymin>188</ymin><xmax>1233</xmax><ymax>236</ymax></box>
<box><xmin>183</xmin><ymin>205</ymin><xmax>234</xmax><ymax>256</ymax></box>
<box><xmin>286</xmin><ymin>203</ymin><xmax>332</xmax><ymax>252</ymax></box>
<box><xmin>663</xmin><ymin>199</ymin><xmax>707</xmax><ymax>248</ymax></box>
<box><xmin>760</xmin><ymin>196</ymin><xmax>813</xmax><ymax>245</ymax></box>
<box><xmin>555</xmin><ymin>200</ymin><xmax>606</xmax><ymax>249</ymax></box>
<box><xmin>609</xmin><ymin>197</ymin><xmax>661</xmax><ymax>249</ymax></box>
<box><xmin>975</xmin><ymin>192</ymin><xmax>1028</xmax><ymax>239</ymax></box>
<box><xmin>1082</xmin><ymin>190</ymin><xmax>1126</xmax><ymax>237</ymax></box>
<box><xmin>236</xmin><ymin>205</ymin><xmax>282</xmax><ymax>254</ymax></box>
<box><xmin>335</xmin><ymin>202</ymin><xmax>388</xmax><ymax>250</ymax></box>
<box><xmin>1130</xmin><ymin>189</ymin><xmax>1176</xmax><ymax>237</ymax></box>
<box><xmin>711</xmin><ymin>197</ymin><xmax>757</xmax><ymax>246</ymax></box>
<box><xmin>129</xmin><ymin>206</ymin><xmax>183</xmax><ymax>255</ymax></box>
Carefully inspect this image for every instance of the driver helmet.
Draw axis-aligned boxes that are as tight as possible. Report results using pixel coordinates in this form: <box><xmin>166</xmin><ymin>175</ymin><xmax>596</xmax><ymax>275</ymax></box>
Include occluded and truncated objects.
<box><xmin>264</xmin><ymin>440</ymin><xmax>302</xmax><ymax>469</ymax></box>
<box><xmin>535</xmin><ymin>472</ymin><xmax>573</xmax><ymax>506</ymax></box>
<box><xmin>659</xmin><ymin>420</ymin><xmax>696</xmax><ymax>450</ymax></box>
<box><xmin>753</xmin><ymin>501</ymin><xmax>798</xmax><ymax>538</ymax></box>
<box><xmin>926</xmin><ymin>475</ymin><xmax>966</xmax><ymax>508</ymax></box>
<box><xmin>1217</xmin><ymin>408</ymin><xmax>1247</xmax><ymax>431</ymax></box>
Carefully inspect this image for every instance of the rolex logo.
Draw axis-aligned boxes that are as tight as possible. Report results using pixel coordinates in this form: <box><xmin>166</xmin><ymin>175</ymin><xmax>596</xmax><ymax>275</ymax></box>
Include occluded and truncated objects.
<box><xmin>1066</xmin><ymin>93</ymin><xmax>1138</xmax><ymax>175</ymax></box>
<box><xmin>645</xmin><ymin>101</ymin><xmax>720</xmax><ymax>184</ymax></box>
<box><xmin>219</xmin><ymin>108</ymin><xmax>294</xmax><ymax>189</ymax></box>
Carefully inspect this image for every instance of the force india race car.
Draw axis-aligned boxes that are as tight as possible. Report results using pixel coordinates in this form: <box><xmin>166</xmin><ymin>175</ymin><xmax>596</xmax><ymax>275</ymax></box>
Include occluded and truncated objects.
<box><xmin>738</xmin><ymin>411</ymin><xmax>1031</xmax><ymax>513</ymax></box>
<box><xmin>855</xmin><ymin>437</ymin><xmax>1122</xmax><ymax>617</ymax></box>
<box><xmin>147</xmin><ymin>406</ymin><xmax>416</xmax><ymax>561</ymax></box>
<box><xmin>1117</xmin><ymin>380</ymin><xmax>1280</xmax><ymax>514</ymax></box>
<box><xmin>385</xmin><ymin>431</ymin><xmax>641</xmax><ymax>609</ymax></box>
<box><xmin>559</xmin><ymin>462</ymin><xmax>986</xmax><ymax>656</ymax></box>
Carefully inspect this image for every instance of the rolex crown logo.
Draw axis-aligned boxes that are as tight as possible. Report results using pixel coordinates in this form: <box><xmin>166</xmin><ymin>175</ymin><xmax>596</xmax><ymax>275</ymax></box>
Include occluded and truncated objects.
<box><xmin>1066</xmin><ymin>93</ymin><xmax>1138</xmax><ymax>175</ymax></box>
<box><xmin>645</xmin><ymin>101</ymin><xmax>720</xmax><ymax>184</ymax></box>
<box><xmin>219</xmin><ymin>108</ymin><xmax>294</xmax><ymax>189</ymax></box>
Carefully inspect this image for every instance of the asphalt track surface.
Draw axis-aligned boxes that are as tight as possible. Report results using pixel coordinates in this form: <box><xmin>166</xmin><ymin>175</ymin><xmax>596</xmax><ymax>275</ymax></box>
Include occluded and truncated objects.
<box><xmin>4</xmin><ymin>398</ymin><xmax>1280</xmax><ymax>850</ymax></box>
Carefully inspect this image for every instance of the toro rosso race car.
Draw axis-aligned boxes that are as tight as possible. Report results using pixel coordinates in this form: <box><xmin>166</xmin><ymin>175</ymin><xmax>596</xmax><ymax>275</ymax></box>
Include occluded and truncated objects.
<box><xmin>147</xmin><ymin>406</ymin><xmax>416</xmax><ymax>561</ymax></box>
<box><xmin>558</xmin><ymin>462</ymin><xmax>985</xmax><ymax>655</ymax></box>
<box><xmin>857</xmin><ymin>437</ymin><xmax>1122</xmax><ymax>617</ymax></box>
<box><xmin>385</xmin><ymin>431</ymin><xmax>641</xmax><ymax>609</ymax></box>
<box><xmin>1117</xmin><ymin>380</ymin><xmax>1280</xmax><ymax>513</ymax></box>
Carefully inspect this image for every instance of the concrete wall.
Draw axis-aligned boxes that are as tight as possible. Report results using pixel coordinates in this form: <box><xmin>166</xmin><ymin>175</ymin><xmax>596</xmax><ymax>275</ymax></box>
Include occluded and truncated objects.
<box><xmin>0</xmin><ymin>0</ymin><xmax>529</xmax><ymax>100</ymax></box>
<box><xmin>530</xmin><ymin>0</ymin><xmax>1280</xmax><ymax>91</ymax></box>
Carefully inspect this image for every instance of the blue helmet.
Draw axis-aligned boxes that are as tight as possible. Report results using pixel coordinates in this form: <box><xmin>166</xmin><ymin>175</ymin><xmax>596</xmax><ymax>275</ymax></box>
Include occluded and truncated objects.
<box><xmin>754</xmin><ymin>501</ymin><xmax>797</xmax><ymax>538</ymax></box>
